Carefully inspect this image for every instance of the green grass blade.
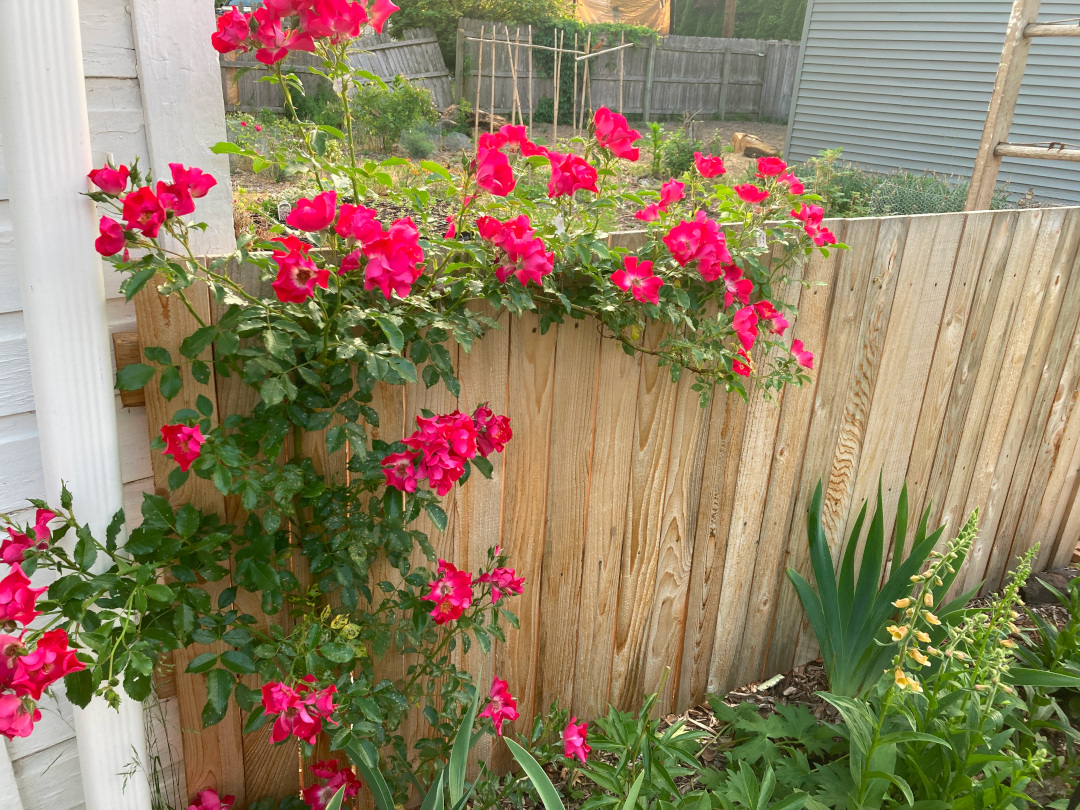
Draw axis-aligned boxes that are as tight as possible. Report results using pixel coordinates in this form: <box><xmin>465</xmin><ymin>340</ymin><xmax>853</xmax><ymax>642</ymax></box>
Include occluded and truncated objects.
<box><xmin>850</xmin><ymin>477</ymin><xmax>886</xmax><ymax>639</ymax></box>
<box><xmin>913</xmin><ymin>502</ymin><xmax>931</xmax><ymax>546</ymax></box>
<box><xmin>324</xmin><ymin>786</ymin><xmax>347</xmax><ymax>810</ymax></box>
<box><xmin>838</xmin><ymin>500</ymin><xmax>867</xmax><ymax>619</ymax></box>
<box><xmin>344</xmin><ymin>739</ymin><xmax>395</xmax><ymax>810</ymax></box>
<box><xmin>787</xmin><ymin>569</ymin><xmax>835</xmax><ymax>676</ymax></box>
<box><xmin>421</xmin><ymin>768</ymin><xmax>445</xmax><ymax>810</ymax></box>
<box><xmin>621</xmin><ymin>769</ymin><xmax>647</xmax><ymax>810</ymax></box>
<box><xmin>894</xmin><ymin>482</ymin><xmax>908</xmax><ymax>565</ymax></box>
<box><xmin>806</xmin><ymin>483</ymin><xmax>842</xmax><ymax>647</ymax></box>
<box><xmin>449</xmin><ymin>667</ymin><xmax>483</xmax><ymax>804</ymax></box>
<box><xmin>504</xmin><ymin>738</ymin><xmax>566</xmax><ymax>810</ymax></box>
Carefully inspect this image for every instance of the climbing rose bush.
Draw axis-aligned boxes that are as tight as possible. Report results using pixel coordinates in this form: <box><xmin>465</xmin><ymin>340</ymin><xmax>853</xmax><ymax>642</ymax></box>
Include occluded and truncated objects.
<box><xmin>1</xmin><ymin>0</ymin><xmax>841</xmax><ymax>801</ymax></box>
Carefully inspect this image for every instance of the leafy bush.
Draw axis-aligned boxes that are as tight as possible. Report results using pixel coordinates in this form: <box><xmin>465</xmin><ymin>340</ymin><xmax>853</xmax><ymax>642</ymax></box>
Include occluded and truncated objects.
<box><xmin>352</xmin><ymin>76</ymin><xmax>439</xmax><ymax>152</ymax></box>
<box><xmin>400</xmin><ymin>125</ymin><xmax>438</xmax><ymax>160</ymax></box>
<box><xmin>659</xmin><ymin>127</ymin><xmax>703</xmax><ymax>178</ymax></box>
<box><xmin>787</xmin><ymin>479</ymin><xmax>975</xmax><ymax>696</ymax></box>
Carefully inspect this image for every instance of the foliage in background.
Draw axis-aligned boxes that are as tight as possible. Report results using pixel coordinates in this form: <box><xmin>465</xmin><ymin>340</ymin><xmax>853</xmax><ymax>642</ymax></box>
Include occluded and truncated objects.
<box><xmin>659</xmin><ymin>128</ymin><xmax>704</xmax><ymax>178</ymax></box>
<box><xmin>795</xmin><ymin>149</ymin><xmax>1012</xmax><ymax>218</ymax></box>
<box><xmin>351</xmin><ymin>75</ymin><xmax>440</xmax><ymax>151</ymax></box>
<box><xmin>673</xmin><ymin>0</ymin><xmax>807</xmax><ymax>42</ymax></box>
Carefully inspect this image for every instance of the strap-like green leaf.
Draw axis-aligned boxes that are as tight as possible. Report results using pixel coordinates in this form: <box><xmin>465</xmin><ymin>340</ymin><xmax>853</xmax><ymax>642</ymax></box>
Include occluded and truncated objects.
<box><xmin>504</xmin><ymin>738</ymin><xmax>565</xmax><ymax>810</ymax></box>
<box><xmin>893</xmin><ymin>482</ymin><xmax>908</xmax><ymax>570</ymax></box>
<box><xmin>421</xmin><ymin>769</ymin><xmax>445</xmax><ymax>810</ymax></box>
<box><xmin>449</xmin><ymin>666</ymin><xmax>483</xmax><ymax>804</ymax></box>
<box><xmin>621</xmin><ymin>769</ymin><xmax>646</xmax><ymax>810</ymax></box>
<box><xmin>344</xmin><ymin>739</ymin><xmax>395</xmax><ymax>810</ymax></box>
<box><xmin>324</xmin><ymin>786</ymin><xmax>348</xmax><ymax>810</ymax></box>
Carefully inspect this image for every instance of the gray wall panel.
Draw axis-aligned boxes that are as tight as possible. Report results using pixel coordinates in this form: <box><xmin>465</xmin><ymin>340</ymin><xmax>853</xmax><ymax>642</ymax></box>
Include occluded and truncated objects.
<box><xmin>786</xmin><ymin>0</ymin><xmax>1080</xmax><ymax>204</ymax></box>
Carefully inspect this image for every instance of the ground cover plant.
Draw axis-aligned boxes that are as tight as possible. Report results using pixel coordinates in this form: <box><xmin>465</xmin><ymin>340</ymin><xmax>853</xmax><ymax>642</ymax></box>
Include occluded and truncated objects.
<box><xmin>0</xmin><ymin>2</ymin><xmax>840</xmax><ymax>808</ymax></box>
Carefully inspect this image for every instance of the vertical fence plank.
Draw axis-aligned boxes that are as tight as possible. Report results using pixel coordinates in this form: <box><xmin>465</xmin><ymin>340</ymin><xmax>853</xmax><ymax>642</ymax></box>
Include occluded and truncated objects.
<box><xmin>535</xmin><ymin>319</ymin><xmax>602</xmax><ymax>713</ymax></box>
<box><xmin>764</xmin><ymin>217</ymin><xmax>882</xmax><ymax>676</ymax></box>
<box><xmin>571</xmin><ymin>333</ymin><xmax>643</xmax><ymax>721</ymax></box>
<box><xmin>134</xmin><ymin>281</ymin><xmax>248</xmax><ymax>806</ymax></box>
<box><xmin>498</xmin><ymin>313</ymin><xmax>557</xmax><ymax>732</ymax></box>
<box><xmin>734</xmin><ymin>222</ymin><xmax>844</xmax><ymax>688</ymax></box>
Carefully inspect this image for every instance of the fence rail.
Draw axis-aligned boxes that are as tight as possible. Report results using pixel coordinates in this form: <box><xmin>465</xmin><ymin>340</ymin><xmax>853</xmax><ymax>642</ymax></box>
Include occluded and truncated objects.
<box><xmin>457</xmin><ymin>19</ymin><xmax>800</xmax><ymax>122</ymax></box>
<box><xmin>137</xmin><ymin>206</ymin><xmax>1080</xmax><ymax>803</ymax></box>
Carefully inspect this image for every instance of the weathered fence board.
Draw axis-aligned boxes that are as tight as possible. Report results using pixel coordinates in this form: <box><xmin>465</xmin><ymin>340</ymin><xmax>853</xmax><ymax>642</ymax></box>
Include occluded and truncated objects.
<box><xmin>135</xmin><ymin>208</ymin><xmax>1080</xmax><ymax>803</ymax></box>
<box><xmin>458</xmin><ymin>19</ymin><xmax>799</xmax><ymax>122</ymax></box>
<box><xmin>219</xmin><ymin>28</ymin><xmax>451</xmax><ymax>113</ymax></box>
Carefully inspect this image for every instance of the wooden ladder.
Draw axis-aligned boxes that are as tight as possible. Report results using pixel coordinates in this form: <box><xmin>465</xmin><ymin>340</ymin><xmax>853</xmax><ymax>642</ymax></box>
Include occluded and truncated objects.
<box><xmin>965</xmin><ymin>0</ymin><xmax>1080</xmax><ymax>210</ymax></box>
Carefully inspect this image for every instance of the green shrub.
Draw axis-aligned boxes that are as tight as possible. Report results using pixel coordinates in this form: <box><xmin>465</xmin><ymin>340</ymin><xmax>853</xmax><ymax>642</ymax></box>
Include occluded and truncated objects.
<box><xmin>351</xmin><ymin>76</ymin><xmax>439</xmax><ymax>152</ymax></box>
<box><xmin>659</xmin><ymin>127</ymin><xmax>703</xmax><ymax>177</ymax></box>
<box><xmin>287</xmin><ymin>77</ymin><xmax>343</xmax><ymax>128</ymax></box>
<box><xmin>400</xmin><ymin>126</ymin><xmax>438</xmax><ymax>160</ymax></box>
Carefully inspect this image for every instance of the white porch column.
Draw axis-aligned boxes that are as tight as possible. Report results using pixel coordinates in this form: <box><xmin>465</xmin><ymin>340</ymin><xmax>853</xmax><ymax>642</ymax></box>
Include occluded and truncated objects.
<box><xmin>0</xmin><ymin>2</ymin><xmax>152</xmax><ymax>810</ymax></box>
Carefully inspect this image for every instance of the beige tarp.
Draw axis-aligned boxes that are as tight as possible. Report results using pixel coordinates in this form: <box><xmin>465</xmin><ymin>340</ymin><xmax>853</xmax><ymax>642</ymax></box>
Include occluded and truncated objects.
<box><xmin>575</xmin><ymin>0</ymin><xmax>670</xmax><ymax>33</ymax></box>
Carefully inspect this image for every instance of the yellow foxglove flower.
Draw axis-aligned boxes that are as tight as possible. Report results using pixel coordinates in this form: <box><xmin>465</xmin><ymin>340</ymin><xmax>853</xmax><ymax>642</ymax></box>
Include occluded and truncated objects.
<box><xmin>887</xmin><ymin>624</ymin><xmax>908</xmax><ymax>641</ymax></box>
<box><xmin>908</xmin><ymin>648</ymin><xmax>930</xmax><ymax>666</ymax></box>
<box><xmin>915</xmin><ymin>631</ymin><xmax>931</xmax><ymax>643</ymax></box>
<box><xmin>893</xmin><ymin>598</ymin><xmax>911</xmax><ymax>609</ymax></box>
<box><xmin>924</xmin><ymin>611</ymin><xmax>941</xmax><ymax>626</ymax></box>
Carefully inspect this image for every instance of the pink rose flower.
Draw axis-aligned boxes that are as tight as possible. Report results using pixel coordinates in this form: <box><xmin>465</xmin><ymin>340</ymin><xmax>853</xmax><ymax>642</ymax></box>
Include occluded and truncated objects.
<box><xmin>733</xmin><ymin>184</ymin><xmax>769</xmax><ymax>205</ymax></box>
<box><xmin>270</xmin><ymin>235</ymin><xmax>329</xmax><ymax>302</ymax></box>
<box><xmin>362</xmin><ymin>218</ymin><xmax>425</xmax><ymax>299</ymax></box>
<box><xmin>94</xmin><ymin>216</ymin><xmax>127</xmax><ymax>256</ymax></box>
<box><xmin>1</xmin><ymin>509</ymin><xmax>55</xmax><ymax>566</ymax></box>
<box><xmin>756</xmin><ymin>156</ymin><xmax>788</xmax><ymax>178</ymax></box>
<box><xmin>478</xmin><ymin>677</ymin><xmax>518</xmax><ymax>736</ymax></box>
<box><xmin>252</xmin><ymin>6</ymin><xmax>316</xmax><ymax>65</ymax></box>
<box><xmin>0</xmin><ymin>693</ymin><xmax>40</xmax><ymax>740</ymax></box>
<box><xmin>593</xmin><ymin>107</ymin><xmax>641</xmax><ymax>161</ymax></box>
<box><xmin>335</xmin><ymin>203</ymin><xmax>382</xmax><ymax>243</ymax></box>
<box><xmin>732</xmin><ymin>305</ymin><xmax>759</xmax><ymax>352</ymax></box>
<box><xmin>169</xmin><ymin>164</ymin><xmax>217</xmax><ymax>199</ymax></box>
<box><xmin>693</xmin><ymin>152</ymin><xmax>726</xmax><ymax>178</ymax></box>
<box><xmin>472</xmin><ymin>405</ymin><xmax>512</xmax><ymax>457</ymax></box>
<box><xmin>791</xmin><ymin>203</ymin><xmax>837</xmax><ymax>247</ymax></box>
<box><xmin>364</xmin><ymin>0</ymin><xmax>400</xmax><ymax>33</ymax></box>
<box><xmin>381</xmin><ymin>450</ymin><xmax>420</xmax><ymax>492</ymax></box>
<box><xmin>211</xmin><ymin>8</ymin><xmax>250</xmax><ymax>54</ymax></box>
<box><xmin>287</xmin><ymin>190</ymin><xmax>337</xmax><ymax>232</ymax></box>
<box><xmin>121</xmin><ymin>186</ymin><xmax>167</xmax><ymax>237</ymax></box>
<box><xmin>474</xmin><ymin>145</ymin><xmax>515</xmax><ymax>197</ymax></box>
<box><xmin>426</xmin><ymin>560</ymin><xmax>474</xmax><ymax>624</ymax></box>
<box><xmin>300</xmin><ymin>0</ymin><xmax>369</xmax><ymax>43</ymax></box>
<box><xmin>88</xmin><ymin>164</ymin><xmax>130</xmax><ymax>195</ymax></box>
<box><xmin>0</xmin><ymin>566</ymin><xmax>46</xmax><ymax>626</ymax></box>
<box><xmin>778</xmin><ymin>170</ymin><xmax>804</xmax><ymax>195</ymax></box>
<box><xmin>562</xmin><ymin>717</ymin><xmax>590</xmax><ymax>762</ymax></box>
<box><xmin>11</xmin><ymin>628</ymin><xmax>85</xmax><ymax>700</ymax></box>
<box><xmin>547</xmin><ymin>152</ymin><xmax>598</xmax><ymax>197</ymax></box>
<box><xmin>478</xmin><ymin>567</ymin><xmax>524</xmax><ymax>603</ymax></box>
<box><xmin>0</xmin><ymin>635</ymin><xmax>27</xmax><ymax>688</ymax></box>
<box><xmin>611</xmin><ymin>256</ymin><xmax>663</xmax><ymax>305</ymax></box>
<box><xmin>261</xmin><ymin>676</ymin><xmax>337</xmax><ymax>745</ymax></box>
<box><xmin>302</xmin><ymin>760</ymin><xmax>362</xmax><ymax>810</ymax></box>
<box><xmin>477</xmin><ymin>215</ymin><xmax>553</xmax><ymax>287</ymax></box>
<box><xmin>753</xmin><ymin>300</ymin><xmax>789</xmax><ymax>336</ymax></box>
<box><xmin>733</xmin><ymin>348</ymin><xmax>752</xmax><ymax>377</ymax></box>
<box><xmin>402</xmin><ymin>411</ymin><xmax>478</xmax><ymax>496</ymax></box>
<box><xmin>156</xmin><ymin>180</ymin><xmax>195</xmax><ymax>216</ymax></box>
<box><xmin>791</xmin><ymin>339</ymin><xmax>814</xmax><ymax>369</ymax></box>
<box><xmin>663</xmin><ymin>211</ymin><xmax>732</xmax><ymax>281</ymax></box>
<box><xmin>161</xmin><ymin>424</ymin><xmax>206</xmax><ymax>473</ymax></box>
<box><xmin>187</xmin><ymin>788</ymin><xmax>235</xmax><ymax>810</ymax></box>
<box><xmin>723</xmin><ymin>265</ymin><xmax>753</xmax><ymax>308</ymax></box>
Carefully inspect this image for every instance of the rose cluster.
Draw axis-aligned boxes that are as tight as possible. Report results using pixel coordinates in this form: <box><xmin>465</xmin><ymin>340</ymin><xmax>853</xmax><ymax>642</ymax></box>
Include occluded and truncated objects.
<box><xmin>474</xmin><ymin>673</ymin><xmax>591</xmax><ymax>762</ymax></box>
<box><xmin>302</xmin><ymin>759</ymin><xmax>362</xmax><ymax>810</ymax></box>
<box><xmin>424</xmin><ymin>558</ymin><xmax>524</xmax><ymax>625</ymax></box>
<box><xmin>261</xmin><ymin>674</ymin><xmax>338</xmax><ymax>744</ymax></box>
<box><xmin>212</xmin><ymin>0</ymin><xmax>400</xmax><ymax>65</ymax></box>
<box><xmin>0</xmin><ymin>511</ymin><xmax>85</xmax><ymax>739</ymax></box>
<box><xmin>270</xmin><ymin>191</ymin><xmax>426</xmax><ymax>302</ymax></box>
<box><xmin>382</xmin><ymin>405</ymin><xmax>512</xmax><ymax>497</ymax></box>
<box><xmin>477</xmin><ymin>215</ymin><xmax>554</xmax><ymax>287</ymax></box>
<box><xmin>89</xmin><ymin>161</ymin><xmax>216</xmax><ymax>258</ymax></box>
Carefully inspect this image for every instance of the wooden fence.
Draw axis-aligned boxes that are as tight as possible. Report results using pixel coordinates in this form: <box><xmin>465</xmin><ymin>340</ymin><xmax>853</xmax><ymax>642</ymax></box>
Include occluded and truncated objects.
<box><xmin>457</xmin><ymin>19</ymin><xmax>800</xmax><ymax>122</ymax></box>
<box><xmin>137</xmin><ymin>207</ymin><xmax>1080</xmax><ymax>805</ymax></box>
<box><xmin>219</xmin><ymin>28</ymin><xmax>452</xmax><ymax>113</ymax></box>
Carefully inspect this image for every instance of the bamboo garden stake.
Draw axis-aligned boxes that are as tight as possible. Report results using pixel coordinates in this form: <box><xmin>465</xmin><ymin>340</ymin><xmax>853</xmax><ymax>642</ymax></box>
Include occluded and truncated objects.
<box><xmin>552</xmin><ymin>29</ymin><xmax>561</xmax><ymax>142</ymax></box>
<box><xmin>474</xmin><ymin>24</ymin><xmax>484</xmax><ymax>142</ymax></box>
<box><xmin>572</xmin><ymin>32</ymin><xmax>578</xmax><ymax>138</ymax></box>
<box><xmin>528</xmin><ymin>25</ymin><xmax>534</xmax><ymax>133</ymax></box>
<box><xmin>489</xmin><ymin>27</ymin><xmax>496</xmax><ymax>133</ymax></box>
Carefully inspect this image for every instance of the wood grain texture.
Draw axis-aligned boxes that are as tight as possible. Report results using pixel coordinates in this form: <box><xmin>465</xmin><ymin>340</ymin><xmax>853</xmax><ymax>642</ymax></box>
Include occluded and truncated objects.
<box><xmin>571</xmin><ymin>331</ymin><xmax>643</xmax><ymax>720</ymax></box>
<box><xmin>134</xmin><ymin>281</ymin><xmax>247</xmax><ymax>806</ymax></box>
<box><xmin>609</xmin><ymin>323</ymin><xmax>681</xmax><ymax>710</ymax></box>
<box><xmin>498</xmin><ymin>313</ymin><xmax>557</xmax><ymax>731</ymax></box>
<box><xmin>536</xmin><ymin>318</ymin><xmax>602</xmax><ymax>713</ymax></box>
<box><xmin>734</xmin><ymin>222</ymin><xmax>842</xmax><ymax>688</ymax></box>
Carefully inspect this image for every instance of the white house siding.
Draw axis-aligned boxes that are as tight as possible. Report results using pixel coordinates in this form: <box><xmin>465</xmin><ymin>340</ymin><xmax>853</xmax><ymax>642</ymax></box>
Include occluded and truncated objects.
<box><xmin>0</xmin><ymin>0</ymin><xmax>184</xmax><ymax>807</ymax></box>
<box><xmin>784</xmin><ymin>0</ymin><xmax>1080</xmax><ymax>204</ymax></box>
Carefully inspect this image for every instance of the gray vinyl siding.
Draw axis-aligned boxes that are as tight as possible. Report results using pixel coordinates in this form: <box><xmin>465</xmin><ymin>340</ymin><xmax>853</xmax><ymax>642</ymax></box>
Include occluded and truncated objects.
<box><xmin>785</xmin><ymin>0</ymin><xmax>1080</xmax><ymax>205</ymax></box>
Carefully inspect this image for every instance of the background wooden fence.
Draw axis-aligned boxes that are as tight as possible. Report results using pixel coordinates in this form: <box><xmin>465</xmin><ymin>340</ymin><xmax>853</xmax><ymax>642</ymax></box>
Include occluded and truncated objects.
<box><xmin>457</xmin><ymin>19</ymin><xmax>800</xmax><ymax>122</ymax></box>
<box><xmin>138</xmin><ymin>207</ymin><xmax>1080</xmax><ymax>805</ymax></box>
<box><xmin>220</xmin><ymin>28</ymin><xmax>452</xmax><ymax>113</ymax></box>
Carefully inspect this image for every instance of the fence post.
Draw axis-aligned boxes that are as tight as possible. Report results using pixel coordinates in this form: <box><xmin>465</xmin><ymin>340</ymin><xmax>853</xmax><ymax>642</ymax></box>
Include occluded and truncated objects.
<box><xmin>642</xmin><ymin>38</ymin><xmax>658</xmax><ymax>121</ymax></box>
<box><xmin>719</xmin><ymin>45</ymin><xmax>732</xmax><ymax>121</ymax></box>
<box><xmin>455</xmin><ymin>26</ymin><xmax>465</xmax><ymax>102</ymax></box>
